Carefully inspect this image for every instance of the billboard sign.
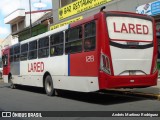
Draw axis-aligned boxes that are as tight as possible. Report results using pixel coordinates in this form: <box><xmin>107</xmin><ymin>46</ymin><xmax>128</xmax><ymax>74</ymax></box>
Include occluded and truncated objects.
<box><xmin>58</xmin><ymin>0</ymin><xmax>112</xmax><ymax>20</ymax></box>
<box><xmin>136</xmin><ymin>0</ymin><xmax>160</xmax><ymax>16</ymax></box>
<box><xmin>50</xmin><ymin>16</ymin><xmax>83</xmax><ymax>30</ymax></box>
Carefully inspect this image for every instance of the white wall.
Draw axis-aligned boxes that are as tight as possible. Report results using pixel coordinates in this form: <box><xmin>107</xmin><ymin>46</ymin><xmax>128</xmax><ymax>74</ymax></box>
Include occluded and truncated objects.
<box><xmin>25</xmin><ymin>11</ymin><xmax>50</xmax><ymax>27</ymax></box>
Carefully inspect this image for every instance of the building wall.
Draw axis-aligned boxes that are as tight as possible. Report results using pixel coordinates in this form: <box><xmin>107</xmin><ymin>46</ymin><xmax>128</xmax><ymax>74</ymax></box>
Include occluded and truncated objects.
<box><xmin>25</xmin><ymin>11</ymin><xmax>50</xmax><ymax>27</ymax></box>
<box><xmin>1</xmin><ymin>35</ymin><xmax>13</xmax><ymax>49</ymax></box>
<box><xmin>0</xmin><ymin>39</ymin><xmax>4</xmax><ymax>57</ymax></box>
<box><xmin>52</xmin><ymin>0</ymin><xmax>156</xmax><ymax>25</ymax></box>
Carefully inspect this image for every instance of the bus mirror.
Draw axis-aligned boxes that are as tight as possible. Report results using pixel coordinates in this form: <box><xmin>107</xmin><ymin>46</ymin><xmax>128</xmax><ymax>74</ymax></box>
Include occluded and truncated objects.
<box><xmin>100</xmin><ymin>6</ymin><xmax>106</xmax><ymax>12</ymax></box>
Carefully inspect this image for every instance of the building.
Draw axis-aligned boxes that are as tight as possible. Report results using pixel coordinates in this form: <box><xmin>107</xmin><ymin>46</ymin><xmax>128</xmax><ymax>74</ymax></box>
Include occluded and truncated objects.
<box><xmin>14</xmin><ymin>10</ymin><xmax>53</xmax><ymax>41</ymax></box>
<box><xmin>0</xmin><ymin>39</ymin><xmax>4</xmax><ymax>78</ymax></box>
<box><xmin>0</xmin><ymin>39</ymin><xmax>4</xmax><ymax>55</ymax></box>
<box><xmin>50</xmin><ymin>0</ymin><xmax>156</xmax><ymax>29</ymax></box>
<box><xmin>4</xmin><ymin>9</ymin><xmax>53</xmax><ymax>42</ymax></box>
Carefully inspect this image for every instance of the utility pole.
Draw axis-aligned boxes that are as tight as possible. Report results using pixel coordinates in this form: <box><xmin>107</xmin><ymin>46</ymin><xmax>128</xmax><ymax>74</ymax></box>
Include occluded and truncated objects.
<box><xmin>29</xmin><ymin>0</ymin><xmax>32</xmax><ymax>37</ymax></box>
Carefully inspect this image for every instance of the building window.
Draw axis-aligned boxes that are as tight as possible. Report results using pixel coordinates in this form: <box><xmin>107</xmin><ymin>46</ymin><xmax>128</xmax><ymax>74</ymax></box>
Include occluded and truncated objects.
<box><xmin>18</xmin><ymin>20</ymin><xmax>25</xmax><ymax>31</ymax></box>
<box><xmin>28</xmin><ymin>40</ymin><xmax>37</xmax><ymax>60</ymax></box>
<box><xmin>14</xmin><ymin>45</ymin><xmax>20</xmax><ymax>62</ymax></box>
<box><xmin>21</xmin><ymin>43</ymin><xmax>28</xmax><ymax>61</ymax></box>
<box><xmin>60</xmin><ymin>0</ymin><xmax>77</xmax><ymax>7</ymax></box>
<box><xmin>50</xmin><ymin>32</ymin><xmax>64</xmax><ymax>56</ymax></box>
<box><xmin>38</xmin><ymin>36</ymin><xmax>49</xmax><ymax>58</ymax></box>
<box><xmin>84</xmin><ymin>21</ymin><xmax>96</xmax><ymax>51</ymax></box>
<box><xmin>65</xmin><ymin>26</ymin><xmax>82</xmax><ymax>54</ymax></box>
<box><xmin>12</xmin><ymin>24</ymin><xmax>17</xmax><ymax>33</ymax></box>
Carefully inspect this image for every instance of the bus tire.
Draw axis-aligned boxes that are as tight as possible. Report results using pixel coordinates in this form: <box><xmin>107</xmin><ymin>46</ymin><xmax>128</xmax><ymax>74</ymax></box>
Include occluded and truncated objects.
<box><xmin>9</xmin><ymin>76</ymin><xmax>16</xmax><ymax>89</ymax></box>
<box><xmin>45</xmin><ymin>75</ymin><xmax>55</xmax><ymax>96</ymax></box>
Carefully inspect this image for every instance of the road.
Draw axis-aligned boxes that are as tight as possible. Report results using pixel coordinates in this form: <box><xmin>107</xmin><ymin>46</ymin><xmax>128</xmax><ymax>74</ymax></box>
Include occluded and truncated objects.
<box><xmin>0</xmin><ymin>82</ymin><xmax>160</xmax><ymax>120</ymax></box>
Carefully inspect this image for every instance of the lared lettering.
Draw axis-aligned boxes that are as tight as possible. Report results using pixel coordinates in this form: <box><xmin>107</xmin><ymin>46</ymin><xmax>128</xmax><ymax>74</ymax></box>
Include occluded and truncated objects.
<box><xmin>28</xmin><ymin>64</ymin><xmax>31</xmax><ymax>72</ymax></box>
<box><xmin>113</xmin><ymin>22</ymin><xmax>120</xmax><ymax>33</ymax></box>
<box><xmin>143</xmin><ymin>25</ymin><xmax>149</xmax><ymax>35</ymax></box>
<box><xmin>113</xmin><ymin>22</ymin><xmax>149</xmax><ymax>35</ymax></box>
<box><xmin>28</xmin><ymin>62</ymin><xmax>44</xmax><ymax>73</ymax></box>
<box><xmin>41</xmin><ymin>62</ymin><xmax>44</xmax><ymax>72</ymax></box>
<box><xmin>37</xmin><ymin>62</ymin><xmax>41</xmax><ymax>72</ymax></box>
<box><xmin>34</xmin><ymin>63</ymin><xmax>36</xmax><ymax>72</ymax></box>
<box><xmin>128</xmin><ymin>24</ymin><xmax>136</xmax><ymax>34</ymax></box>
<box><xmin>136</xmin><ymin>24</ymin><xmax>142</xmax><ymax>34</ymax></box>
<box><xmin>121</xmin><ymin>23</ymin><xmax>128</xmax><ymax>33</ymax></box>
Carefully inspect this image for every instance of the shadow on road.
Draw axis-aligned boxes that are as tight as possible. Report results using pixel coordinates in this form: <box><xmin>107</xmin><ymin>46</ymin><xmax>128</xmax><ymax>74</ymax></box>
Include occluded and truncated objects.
<box><xmin>1</xmin><ymin>83</ymin><xmax>146</xmax><ymax>105</ymax></box>
<box><xmin>57</xmin><ymin>90</ymin><xmax>146</xmax><ymax>105</ymax></box>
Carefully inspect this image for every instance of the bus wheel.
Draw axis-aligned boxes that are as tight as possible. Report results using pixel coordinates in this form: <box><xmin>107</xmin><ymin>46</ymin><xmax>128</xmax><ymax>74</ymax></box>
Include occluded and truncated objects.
<box><xmin>45</xmin><ymin>75</ymin><xmax>55</xmax><ymax>96</ymax></box>
<box><xmin>9</xmin><ymin>76</ymin><xmax>16</xmax><ymax>89</ymax></box>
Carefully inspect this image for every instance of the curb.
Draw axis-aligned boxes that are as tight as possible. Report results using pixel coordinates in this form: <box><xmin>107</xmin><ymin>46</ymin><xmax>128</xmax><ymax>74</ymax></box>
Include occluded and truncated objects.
<box><xmin>101</xmin><ymin>89</ymin><xmax>160</xmax><ymax>100</ymax></box>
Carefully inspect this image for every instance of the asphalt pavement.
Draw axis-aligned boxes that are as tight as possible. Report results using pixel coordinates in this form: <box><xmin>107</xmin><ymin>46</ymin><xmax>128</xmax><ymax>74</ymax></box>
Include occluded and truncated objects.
<box><xmin>0</xmin><ymin>78</ymin><xmax>160</xmax><ymax>100</ymax></box>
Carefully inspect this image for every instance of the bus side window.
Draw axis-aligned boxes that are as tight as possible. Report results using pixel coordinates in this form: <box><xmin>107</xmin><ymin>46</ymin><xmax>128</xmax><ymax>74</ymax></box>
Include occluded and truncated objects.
<box><xmin>14</xmin><ymin>45</ymin><xmax>20</xmax><ymax>62</ymax></box>
<box><xmin>28</xmin><ymin>40</ymin><xmax>37</xmax><ymax>60</ymax></box>
<box><xmin>65</xmin><ymin>26</ymin><xmax>82</xmax><ymax>54</ymax></box>
<box><xmin>20</xmin><ymin>43</ymin><xmax>28</xmax><ymax>61</ymax></box>
<box><xmin>84</xmin><ymin>21</ymin><xmax>96</xmax><ymax>51</ymax></box>
<box><xmin>10</xmin><ymin>47</ymin><xmax>14</xmax><ymax>63</ymax></box>
<box><xmin>50</xmin><ymin>32</ymin><xmax>64</xmax><ymax>56</ymax></box>
<box><xmin>38</xmin><ymin>36</ymin><xmax>49</xmax><ymax>58</ymax></box>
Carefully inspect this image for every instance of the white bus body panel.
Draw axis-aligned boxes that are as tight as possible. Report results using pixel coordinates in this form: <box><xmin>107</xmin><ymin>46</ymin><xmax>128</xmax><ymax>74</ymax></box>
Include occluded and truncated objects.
<box><xmin>3</xmin><ymin>75</ymin><xmax>8</xmax><ymax>83</ymax></box>
<box><xmin>10</xmin><ymin>55</ymin><xmax>99</xmax><ymax>92</ymax></box>
<box><xmin>53</xmin><ymin>76</ymin><xmax>99</xmax><ymax>92</ymax></box>
<box><xmin>110</xmin><ymin>46</ymin><xmax>153</xmax><ymax>75</ymax></box>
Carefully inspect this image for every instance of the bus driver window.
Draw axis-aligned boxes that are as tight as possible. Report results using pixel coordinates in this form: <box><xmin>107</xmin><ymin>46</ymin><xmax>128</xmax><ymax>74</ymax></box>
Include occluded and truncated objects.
<box><xmin>84</xmin><ymin>21</ymin><xmax>96</xmax><ymax>52</ymax></box>
<box><xmin>84</xmin><ymin>39</ymin><xmax>92</xmax><ymax>51</ymax></box>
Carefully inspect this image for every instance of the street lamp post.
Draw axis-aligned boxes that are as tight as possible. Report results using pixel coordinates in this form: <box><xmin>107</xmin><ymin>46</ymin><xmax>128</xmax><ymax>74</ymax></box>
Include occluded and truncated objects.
<box><xmin>29</xmin><ymin>0</ymin><xmax>32</xmax><ymax>37</ymax></box>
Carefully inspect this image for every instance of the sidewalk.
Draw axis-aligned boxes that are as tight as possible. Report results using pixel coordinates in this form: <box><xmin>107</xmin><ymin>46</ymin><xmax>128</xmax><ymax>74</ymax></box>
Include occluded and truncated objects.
<box><xmin>129</xmin><ymin>80</ymin><xmax>160</xmax><ymax>95</ymax></box>
<box><xmin>108</xmin><ymin>79</ymin><xmax>160</xmax><ymax>100</ymax></box>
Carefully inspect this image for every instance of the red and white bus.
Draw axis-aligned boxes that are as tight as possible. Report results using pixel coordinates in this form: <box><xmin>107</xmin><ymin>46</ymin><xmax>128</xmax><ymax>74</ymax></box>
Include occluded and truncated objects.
<box><xmin>2</xmin><ymin>11</ymin><xmax>158</xmax><ymax>96</ymax></box>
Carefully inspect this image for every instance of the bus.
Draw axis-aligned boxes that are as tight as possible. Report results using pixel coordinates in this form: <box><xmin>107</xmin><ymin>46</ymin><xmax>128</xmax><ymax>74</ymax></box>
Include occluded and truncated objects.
<box><xmin>2</xmin><ymin>11</ymin><xmax>158</xmax><ymax>96</ymax></box>
<box><xmin>0</xmin><ymin>57</ymin><xmax>2</xmax><ymax>78</ymax></box>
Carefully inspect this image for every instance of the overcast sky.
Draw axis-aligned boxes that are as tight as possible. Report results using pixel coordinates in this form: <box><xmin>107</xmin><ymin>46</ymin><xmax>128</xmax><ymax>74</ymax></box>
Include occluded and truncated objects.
<box><xmin>0</xmin><ymin>0</ymin><xmax>52</xmax><ymax>39</ymax></box>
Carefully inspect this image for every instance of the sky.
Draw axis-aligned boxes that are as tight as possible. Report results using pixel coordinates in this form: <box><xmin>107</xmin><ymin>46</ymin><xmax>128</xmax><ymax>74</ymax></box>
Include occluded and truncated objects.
<box><xmin>0</xmin><ymin>0</ymin><xmax>52</xmax><ymax>39</ymax></box>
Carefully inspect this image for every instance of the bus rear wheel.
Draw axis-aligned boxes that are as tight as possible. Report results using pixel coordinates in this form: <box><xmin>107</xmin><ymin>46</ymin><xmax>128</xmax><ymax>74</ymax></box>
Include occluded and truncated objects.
<box><xmin>45</xmin><ymin>75</ymin><xmax>55</xmax><ymax>96</ymax></box>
